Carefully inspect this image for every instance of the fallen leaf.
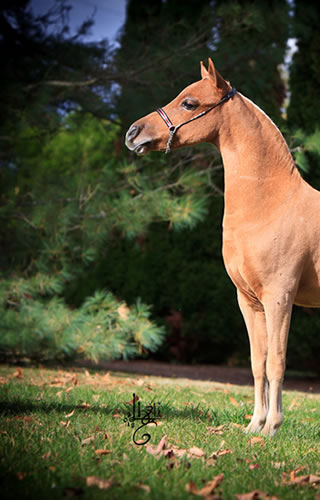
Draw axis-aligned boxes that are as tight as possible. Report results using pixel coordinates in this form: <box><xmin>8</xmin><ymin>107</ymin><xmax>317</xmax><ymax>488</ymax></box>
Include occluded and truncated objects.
<box><xmin>207</xmin><ymin>424</ymin><xmax>225</xmax><ymax>435</ymax></box>
<box><xmin>76</xmin><ymin>403</ymin><xmax>91</xmax><ymax>409</ymax></box>
<box><xmin>229</xmin><ymin>396</ymin><xmax>240</xmax><ymax>407</ymax></box>
<box><xmin>188</xmin><ymin>446</ymin><xmax>205</xmax><ymax>458</ymax></box>
<box><xmin>81</xmin><ymin>436</ymin><xmax>95</xmax><ymax>446</ymax></box>
<box><xmin>207</xmin><ymin>457</ymin><xmax>217</xmax><ymax>466</ymax></box>
<box><xmin>197</xmin><ymin>473</ymin><xmax>224</xmax><ymax>496</ymax></box>
<box><xmin>209</xmin><ymin>449</ymin><xmax>233</xmax><ymax>459</ymax></box>
<box><xmin>59</xmin><ymin>420</ymin><xmax>70</xmax><ymax>428</ymax></box>
<box><xmin>309</xmin><ymin>474</ymin><xmax>320</xmax><ymax>484</ymax></box>
<box><xmin>41</xmin><ymin>452</ymin><xmax>52</xmax><ymax>460</ymax></box>
<box><xmin>217</xmin><ymin>448</ymin><xmax>233</xmax><ymax>457</ymax></box>
<box><xmin>245</xmin><ymin>414</ymin><xmax>253</xmax><ymax>420</ymax></box>
<box><xmin>247</xmin><ymin>436</ymin><xmax>265</xmax><ymax>447</ymax></box>
<box><xmin>249</xmin><ymin>463</ymin><xmax>261</xmax><ymax>470</ymax></box>
<box><xmin>185</xmin><ymin>480</ymin><xmax>198</xmax><ymax>494</ymax></box>
<box><xmin>113</xmin><ymin>413</ymin><xmax>121</xmax><ymax>419</ymax></box>
<box><xmin>185</xmin><ymin>473</ymin><xmax>224</xmax><ymax>496</ymax></box>
<box><xmin>155</xmin><ymin>435</ymin><xmax>167</xmax><ymax>454</ymax></box>
<box><xmin>125</xmin><ymin>394</ymin><xmax>139</xmax><ymax>405</ymax></box>
<box><xmin>15</xmin><ymin>416</ymin><xmax>33</xmax><ymax>422</ymax></box>
<box><xmin>288</xmin><ymin>399</ymin><xmax>296</xmax><ymax>410</ymax></box>
<box><xmin>65</xmin><ymin>409</ymin><xmax>75</xmax><ymax>418</ymax></box>
<box><xmin>13</xmin><ymin>368</ymin><xmax>23</xmax><ymax>379</ymax></box>
<box><xmin>284</xmin><ymin>471</ymin><xmax>320</xmax><ymax>486</ymax></box>
<box><xmin>86</xmin><ymin>476</ymin><xmax>113</xmax><ymax>490</ymax></box>
<box><xmin>94</xmin><ymin>449</ymin><xmax>112</xmax><ymax>456</ymax></box>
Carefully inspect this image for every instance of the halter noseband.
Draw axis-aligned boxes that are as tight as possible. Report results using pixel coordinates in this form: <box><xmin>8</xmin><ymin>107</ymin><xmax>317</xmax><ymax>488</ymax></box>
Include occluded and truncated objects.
<box><xmin>156</xmin><ymin>87</ymin><xmax>236</xmax><ymax>154</ymax></box>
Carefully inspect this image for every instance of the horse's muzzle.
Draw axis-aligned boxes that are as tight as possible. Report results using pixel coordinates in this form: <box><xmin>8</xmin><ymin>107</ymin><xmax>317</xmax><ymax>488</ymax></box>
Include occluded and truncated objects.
<box><xmin>125</xmin><ymin>124</ymin><xmax>152</xmax><ymax>155</ymax></box>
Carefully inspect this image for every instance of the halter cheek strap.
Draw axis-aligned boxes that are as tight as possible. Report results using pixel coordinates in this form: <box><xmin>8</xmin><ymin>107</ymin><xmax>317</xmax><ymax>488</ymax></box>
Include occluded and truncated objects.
<box><xmin>156</xmin><ymin>87</ymin><xmax>236</xmax><ymax>154</ymax></box>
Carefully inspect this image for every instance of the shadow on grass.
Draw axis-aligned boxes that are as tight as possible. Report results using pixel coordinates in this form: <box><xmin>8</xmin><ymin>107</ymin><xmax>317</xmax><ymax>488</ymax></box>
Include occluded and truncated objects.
<box><xmin>0</xmin><ymin>398</ymin><xmax>244</xmax><ymax>427</ymax></box>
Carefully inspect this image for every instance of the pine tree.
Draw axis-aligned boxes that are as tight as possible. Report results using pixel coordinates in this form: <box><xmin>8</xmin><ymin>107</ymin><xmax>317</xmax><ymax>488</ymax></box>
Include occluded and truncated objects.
<box><xmin>287</xmin><ymin>0</ymin><xmax>320</xmax><ymax>131</ymax></box>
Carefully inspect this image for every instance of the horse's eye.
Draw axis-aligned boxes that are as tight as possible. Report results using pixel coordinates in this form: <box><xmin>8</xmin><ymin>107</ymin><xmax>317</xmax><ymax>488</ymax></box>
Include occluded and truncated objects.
<box><xmin>182</xmin><ymin>100</ymin><xmax>197</xmax><ymax>111</ymax></box>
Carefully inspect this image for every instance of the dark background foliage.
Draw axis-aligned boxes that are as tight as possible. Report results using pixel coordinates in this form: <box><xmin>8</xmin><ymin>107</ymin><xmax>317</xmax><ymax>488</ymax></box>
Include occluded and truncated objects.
<box><xmin>1</xmin><ymin>0</ymin><xmax>320</xmax><ymax>372</ymax></box>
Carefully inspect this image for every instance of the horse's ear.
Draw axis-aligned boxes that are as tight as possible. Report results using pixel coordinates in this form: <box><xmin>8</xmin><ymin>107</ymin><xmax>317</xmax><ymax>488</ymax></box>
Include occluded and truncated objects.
<box><xmin>201</xmin><ymin>58</ymin><xmax>217</xmax><ymax>83</ymax></box>
<box><xmin>201</xmin><ymin>57</ymin><xmax>230</xmax><ymax>92</ymax></box>
<box><xmin>200</xmin><ymin>60</ymin><xmax>209</xmax><ymax>79</ymax></box>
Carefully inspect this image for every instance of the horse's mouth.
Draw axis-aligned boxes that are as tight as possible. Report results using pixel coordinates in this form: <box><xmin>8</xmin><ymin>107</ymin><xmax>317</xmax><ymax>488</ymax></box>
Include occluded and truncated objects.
<box><xmin>134</xmin><ymin>141</ymin><xmax>152</xmax><ymax>155</ymax></box>
<box><xmin>125</xmin><ymin>138</ymin><xmax>152</xmax><ymax>155</ymax></box>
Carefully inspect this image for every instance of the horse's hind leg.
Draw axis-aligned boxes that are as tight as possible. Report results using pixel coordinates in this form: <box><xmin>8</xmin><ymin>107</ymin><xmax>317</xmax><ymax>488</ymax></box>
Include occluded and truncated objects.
<box><xmin>237</xmin><ymin>290</ymin><xmax>268</xmax><ymax>433</ymax></box>
<box><xmin>262</xmin><ymin>292</ymin><xmax>294</xmax><ymax>436</ymax></box>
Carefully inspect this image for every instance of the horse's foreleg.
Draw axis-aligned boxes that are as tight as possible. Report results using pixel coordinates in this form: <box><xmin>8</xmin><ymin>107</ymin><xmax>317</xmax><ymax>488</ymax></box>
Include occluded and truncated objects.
<box><xmin>262</xmin><ymin>293</ymin><xmax>293</xmax><ymax>436</ymax></box>
<box><xmin>237</xmin><ymin>290</ymin><xmax>268</xmax><ymax>433</ymax></box>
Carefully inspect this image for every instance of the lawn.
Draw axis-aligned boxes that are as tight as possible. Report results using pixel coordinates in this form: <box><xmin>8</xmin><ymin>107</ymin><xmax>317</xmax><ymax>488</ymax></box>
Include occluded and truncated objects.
<box><xmin>0</xmin><ymin>364</ymin><xmax>319</xmax><ymax>499</ymax></box>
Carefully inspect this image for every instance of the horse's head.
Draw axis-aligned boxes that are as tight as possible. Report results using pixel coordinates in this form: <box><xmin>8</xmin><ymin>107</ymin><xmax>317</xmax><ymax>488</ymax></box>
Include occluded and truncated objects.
<box><xmin>125</xmin><ymin>58</ymin><xmax>233</xmax><ymax>155</ymax></box>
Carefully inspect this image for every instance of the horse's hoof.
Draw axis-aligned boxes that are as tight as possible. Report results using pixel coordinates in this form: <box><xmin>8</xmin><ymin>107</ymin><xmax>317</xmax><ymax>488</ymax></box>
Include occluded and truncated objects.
<box><xmin>245</xmin><ymin>417</ymin><xmax>266</xmax><ymax>434</ymax></box>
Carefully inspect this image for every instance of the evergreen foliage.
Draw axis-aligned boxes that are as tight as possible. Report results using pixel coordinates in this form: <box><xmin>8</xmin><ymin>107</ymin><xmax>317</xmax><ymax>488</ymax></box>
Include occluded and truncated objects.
<box><xmin>287</xmin><ymin>0</ymin><xmax>320</xmax><ymax>131</ymax></box>
<box><xmin>1</xmin><ymin>0</ymin><xmax>320</xmax><ymax>370</ymax></box>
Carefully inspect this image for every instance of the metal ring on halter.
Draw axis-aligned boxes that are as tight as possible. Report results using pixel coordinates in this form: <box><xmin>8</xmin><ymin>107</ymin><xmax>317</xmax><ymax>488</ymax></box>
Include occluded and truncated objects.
<box><xmin>156</xmin><ymin>87</ymin><xmax>236</xmax><ymax>154</ymax></box>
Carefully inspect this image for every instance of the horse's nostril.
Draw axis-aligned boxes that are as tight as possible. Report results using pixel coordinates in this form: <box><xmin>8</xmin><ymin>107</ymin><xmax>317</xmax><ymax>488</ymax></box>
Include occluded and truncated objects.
<box><xmin>128</xmin><ymin>125</ymin><xmax>140</xmax><ymax>140</ymax></box>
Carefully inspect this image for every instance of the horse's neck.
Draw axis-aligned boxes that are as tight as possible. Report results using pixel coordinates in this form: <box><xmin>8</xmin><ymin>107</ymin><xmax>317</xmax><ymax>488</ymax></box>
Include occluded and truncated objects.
<box><xmin>215</xmin><ymin>93</ymin><xmax>301</xmax><ymax>222</ymax></box>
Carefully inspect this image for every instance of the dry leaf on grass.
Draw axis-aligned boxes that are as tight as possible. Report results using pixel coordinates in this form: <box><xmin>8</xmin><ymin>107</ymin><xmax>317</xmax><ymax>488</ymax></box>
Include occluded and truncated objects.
<box><xmin>65</xmin><ymin>409</ymin><xmax>75</xmax><ymax>418</ymax></box>
<box><xmin>59</xmin><ymin>420</ymin><xmax>70</xmax><ymax>428</ymax></box>
<box><xmin>76</xmin><ymin>402</ymin><xmax>91</xmax><ymax>409</ymax></box>
<box><xmin>247</xmin><ymin>436</ymin><xmax>265</xmax><ymax>447</ymax></box>
<box><xmin>125</xmin><ymin>394</ymin><xmax>139</xmax><ymax>405</ymax></box>
<box><xmin>209</xmin><ymin>449</ymin><xmax>233</xmax><ymax>459</ymax></box>
<box><xmin>245</xmin><ymin>414</ymin><xmax>253</xmax><ymax>420</ymax></box>
<box><xmin>188</xmin><ymin>446</ymin><xmax>205</xmax><ymax>458</ymax></box>
<box><xmin>207</xmin><ymin>425</ymin><xmax>225</xmax><ymax>435</ymax></box>
<box><xmin>282</xmin><ymin>470</ymin><xmax>320</xmax><ymax>486</ymax></box>
<box><xmin>86</xmin><ymin>476</ymin><xmax>113</xmax><ymax>490</ymax></box>
<box><xmin>231</xmin><ymin>423</ymin><xmax>243</xmax><ymax>429</ymax></box>
<box><xmin>94</xmin><ymin>449</ymin><xmax>112</xmax><ymax>456</ymax></box>
<box><xmin>185</xmin><ymin>480</ymin><xmax>198</xmax><ymax>495</ymax></box>
<box><xmin>229</xmin><ymin>396</ymin><xmax>240</xmax><ymax>407</ymax></box>
<box><xmin>15</xmin><ymin>416</ymin><xmax>33</xmax><ymax>422</ymax></box>
<box><xmin>185</xmin><ymin>473</ymin><xmax>224</xmax><ymax>496</ymax></box>
<box><xmin>13</xmin><ymin>368</ymin><xmax>23</xmax><ymax>379</ymax></box>
<box><xmin>41</xmin><ymin>452</ymin><xmax>51</xmax><ymax>460</ymax></box>
<box><xmin>249</xmin><ymin>463</ymin><xmax>261</xmax><ymax>470</ymax></box>
<box><xmin>81</xmin><ymin>436</ymin><xmax>94</xmax><ymax>446</ymax></box>
<box><xmin>145</xmin><ymin>436</ymin><xmax>205</xmax><ymax>461</ymax></box>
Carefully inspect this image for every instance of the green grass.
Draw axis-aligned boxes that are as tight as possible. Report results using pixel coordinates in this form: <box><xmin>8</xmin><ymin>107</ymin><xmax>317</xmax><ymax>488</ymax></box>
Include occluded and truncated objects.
<box><xmin>0</xmin><ymin>364</ymin><xmax>319</xmax><ymax>499</ymax></box>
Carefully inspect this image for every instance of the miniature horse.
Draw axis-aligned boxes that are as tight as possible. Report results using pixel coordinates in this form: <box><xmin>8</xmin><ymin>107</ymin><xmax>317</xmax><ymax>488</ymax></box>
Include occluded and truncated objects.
<box><xmin>125</xmin><ymin>58</ymin><xmax>320</xmax><ymax>436</ymax></box>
